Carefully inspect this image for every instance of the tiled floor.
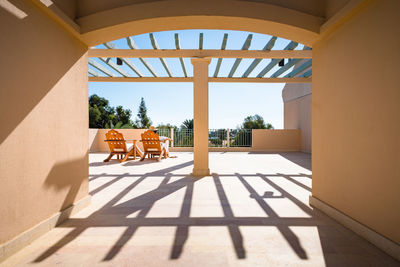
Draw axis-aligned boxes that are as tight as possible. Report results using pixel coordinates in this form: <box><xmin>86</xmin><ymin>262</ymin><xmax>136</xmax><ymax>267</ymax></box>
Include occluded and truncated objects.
<box><xmin>2</xmin><ymin>152</ymin><xmax>398</xmax><ymax>266</ymax></box>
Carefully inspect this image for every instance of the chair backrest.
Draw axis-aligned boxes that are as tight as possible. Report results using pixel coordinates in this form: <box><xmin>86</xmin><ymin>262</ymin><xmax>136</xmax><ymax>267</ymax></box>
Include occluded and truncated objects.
<box><xmin>105</xmin><ymin>129</ymin><xmax>127</xmax><ymax>153</ymax></box>
<box><xmin>141</xmin><ymin>130</ymin><xmax>161</xmax><ymax>153</ymax></box>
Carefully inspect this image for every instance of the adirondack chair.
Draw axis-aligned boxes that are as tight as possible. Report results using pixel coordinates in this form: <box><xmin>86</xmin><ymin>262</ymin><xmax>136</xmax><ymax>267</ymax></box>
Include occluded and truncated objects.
<box><xmin>140</xmin><ymin>130</ymin><xmax>171</xmax><ymax>161</ymax></box>
<box><xmin>103</xmin><ymin>129</ymin><xmax>140</xmax><ymax>162</ymax></box>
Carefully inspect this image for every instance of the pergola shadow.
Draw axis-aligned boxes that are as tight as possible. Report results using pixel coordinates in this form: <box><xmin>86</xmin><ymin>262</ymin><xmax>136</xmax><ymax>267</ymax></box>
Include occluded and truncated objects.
<box><xmin>33</xmin><ymin>155</ymin><xmax>398</xmax><ymax>266</ymax></box>
<box><xmin>33</xmin><ymin>157</ymin><xmax>321</xmax><ymax>263</ymax></box>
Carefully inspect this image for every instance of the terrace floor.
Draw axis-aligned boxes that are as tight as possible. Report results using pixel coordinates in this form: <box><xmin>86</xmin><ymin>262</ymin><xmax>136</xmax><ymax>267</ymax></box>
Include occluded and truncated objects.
<box><xmin>2</xmin><ymin>152</ymin><xmax>398</xmax><ymax>266</ymax></box>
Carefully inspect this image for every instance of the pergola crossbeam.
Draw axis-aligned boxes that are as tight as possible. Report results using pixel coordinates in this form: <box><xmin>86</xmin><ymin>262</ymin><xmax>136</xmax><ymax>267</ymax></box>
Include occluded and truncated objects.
<box><xmin>89</xmin><ymin>77</ymin><xmax>311</xmax><ymax>83</ymax></box>
<box><xmin>256</xmin><ymin>41</ymin><xmax>298</xmax><ymax>78</ymax></box>
<box><xmin>126</xmin><ymin>37</ymin><xmax>158</xmax><ymax>77</ymax></box>
<box><xmin>88</xmin><ymin>49</ymin><xmax>312</xmax><ymax>59</ymax></box>
<box><xmin>149</xmin><ymin>33</ymin><xmax>173</xmax><ymax>77</ymax></box>
<box><xmin>285</xmin><ymin>59</ymin><xmax>312</xmax><ymax>78</ymax></box>
<box><xmin>88</xmin><ymin>33</ymin><xmax>312</xmax><ymax>80</ymax></box>
<box><xmin>299</xmin><ymin>68</ymin><xmax>312</xmax><ymax>78</ymax></box>
<box><xmin>271</xmin><ymin>46</ymin><xmax>311</xmax><ymax>78</ymax></box>
<box><xmin>88</xmin><ymin>58</ymin><xmax>114</xmax><ymax>77</ymax></box>
<box><xmin>88</xmin><ymin>68</ymin><xmax>100</xmax><ymax>77</ymax></box>
<box><xmin>98</xmin><ymin>57</ymin><xmax>130</xmax><ymax>77</ymax></box>
<box><xmin>199</xmin><ymin>33</ymin><xmax>203</xmax><ymax>50</ymax></box>
<box><xmin>228</xmin><ymin>34</ymin><xmax>252</xmax><ymax>77</ymax></box>
<box><xmin>213</xmin><ymin>33</ymin><xmax>228</xmax><ymax>77</ymax></box>
<box><xmin>175</xmin><ymin>33</ymin><xmax>188</xmax><ymax>77</ymax></box>
<box><xmin>103</xmin><ymin>41</ymin><xmax>142</xmax><ymax>77</ymax></box>
<box><xmin>242</xmin><ymin>36</ymin><xmax>277</xmax><ymax>78</ymax></box>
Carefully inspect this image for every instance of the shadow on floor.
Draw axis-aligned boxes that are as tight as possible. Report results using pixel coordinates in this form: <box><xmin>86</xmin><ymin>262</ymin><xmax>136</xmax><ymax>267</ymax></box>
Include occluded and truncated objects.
<box><xmin>33</xmin><ymin>156</ymin><xmax>398</xmax><ymax>266</ymax></box>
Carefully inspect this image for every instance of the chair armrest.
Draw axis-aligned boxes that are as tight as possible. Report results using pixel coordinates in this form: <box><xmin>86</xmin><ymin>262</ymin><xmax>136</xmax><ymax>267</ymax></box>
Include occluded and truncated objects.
<box><xmin>104</xmin><ymin>139</ymin><xmax>136</xmax><ymax>142</ymax></box>
<box><xmin>139</xmin><ymin>139</ymin><xmax>171</xmax><ymax>142</ymax></box>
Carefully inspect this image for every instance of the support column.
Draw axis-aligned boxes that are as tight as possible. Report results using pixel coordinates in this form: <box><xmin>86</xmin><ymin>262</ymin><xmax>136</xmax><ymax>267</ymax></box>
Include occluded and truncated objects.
<box><xmin>191</xmin><ymin>58</ymin><xmax>211</xmax><ymax>176</ymax></box>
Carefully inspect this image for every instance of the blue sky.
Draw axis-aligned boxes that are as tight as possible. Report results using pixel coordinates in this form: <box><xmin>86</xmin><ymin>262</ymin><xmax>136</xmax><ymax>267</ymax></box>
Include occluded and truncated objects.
<box><xmin>89</xmin><ymin>30</ymin><xmax>306</xmax><ymax>129</ymax></box>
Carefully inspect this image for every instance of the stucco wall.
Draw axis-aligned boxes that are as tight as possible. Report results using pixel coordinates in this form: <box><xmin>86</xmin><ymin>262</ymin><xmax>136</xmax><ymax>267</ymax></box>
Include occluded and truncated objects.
<box><xmin>0</xmin><ymin>1</ymin><xmax>88</xmax><ymax>245</ymax></box>
<box><xmin>313</xmin><ymin>0</ymin><xmax>400</xmax><ymax>244</ymax></box>
<box><xmin>252</xmin><ymin>129</ymin><xmax>301</xmax><ymax>152</ymax></box>
<box><xmin>282</xmin><ymin>83</ymin><xmax>312</xmax><ymax>153</ymax></box>
<box><xmin>90</xmin><ymin>129</ymin><xmax>301</xmax><ymax>153</ymax></box>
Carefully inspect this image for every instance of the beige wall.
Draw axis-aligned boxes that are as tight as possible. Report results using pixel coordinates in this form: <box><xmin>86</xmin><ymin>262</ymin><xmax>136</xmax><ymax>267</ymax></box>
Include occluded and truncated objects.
<box><xmin>313</xmin><ymin>0</ymin><xmax>400</xmax><ymax>244</ymax></box>
<box><xmin>283</xmin><ymin>83</ymin><xmax>312</xmax><ymax>153</ymax></box>
<box><xmin>252</xmin><ymin>129</ymin><xmax>301</xmax><ymax>152</ymax></box>
<box><xmin>90</xmin><ymin>129</ymin><xmax>301</xmax><ymax>153</ymax></box>
<box><xmin>0</xmin><ymin>0</ymin><xmax>88</xmax><ymax>245</ymax></box>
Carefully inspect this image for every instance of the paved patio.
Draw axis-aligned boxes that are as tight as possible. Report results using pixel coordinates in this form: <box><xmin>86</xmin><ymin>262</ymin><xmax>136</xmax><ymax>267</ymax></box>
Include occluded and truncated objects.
<box><xmin>2</xmin><ymin>152</ymin><xmax>398</xmax><ymax>266</ymax></box>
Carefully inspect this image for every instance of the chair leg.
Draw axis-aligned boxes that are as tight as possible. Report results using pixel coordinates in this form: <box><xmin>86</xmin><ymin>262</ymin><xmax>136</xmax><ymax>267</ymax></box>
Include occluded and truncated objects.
<box><xmin>158</xmin><ymin>150</ymin><xmax>164</xmax><ymax>161</ymax></box>
<box><xmin>121</xmin><ymin>153</ymin><xmax>130</xmax><ymax>162</ymax></box>
<box><xmin>104</xmin><ymin>153</ymin><xmax>114</xmax><ymax>162</ymax></box>
<box><xmin>140</xmin><ymin>153</ymin><xmax>146</xmax><ymax>161</ymax></box>
<box><xmin>122</xmin><ymin>148</ymin><xmax>136</xmax><ymax>162</ymax></box>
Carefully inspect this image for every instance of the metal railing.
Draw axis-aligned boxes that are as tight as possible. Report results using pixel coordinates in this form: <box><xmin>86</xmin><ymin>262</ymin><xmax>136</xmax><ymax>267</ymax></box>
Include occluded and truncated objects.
<box><xmin>208</xmin><ymin>129</ymin><xmax>227</xmax><ymax>147</ymax></box>
<box><xmin>157</xmin><ymin>128</ymin><xmax>252</xmax><ymax>147</ymax></box>
<box><xmin>174</xmin><ymin>128</ymin><xmax>194</xmax><ymax>147</ymax></box>
<box><xmin>229</xmin><ymin>129</ymin><xmax>252</xmax><ymax>147</ymax></box>
<box><xmin>157</xmin><ymin>128</ymin><xmax>172</xmax><ymax>138</ymax></box>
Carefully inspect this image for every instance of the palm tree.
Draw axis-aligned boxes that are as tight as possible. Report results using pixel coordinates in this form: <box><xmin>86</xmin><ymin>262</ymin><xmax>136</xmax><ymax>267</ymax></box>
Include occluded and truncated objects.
<box><xmin>181</xmin><ymin>119</ymin><xmax>193</xmax><ymax>129</ymax></box>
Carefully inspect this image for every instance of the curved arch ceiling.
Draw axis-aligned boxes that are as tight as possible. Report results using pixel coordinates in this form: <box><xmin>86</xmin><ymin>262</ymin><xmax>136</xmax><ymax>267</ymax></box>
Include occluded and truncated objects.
<box><xmin>76</xmin><ymin>0</ymin><xmax>326</xmax><ymax>46</ymax></box>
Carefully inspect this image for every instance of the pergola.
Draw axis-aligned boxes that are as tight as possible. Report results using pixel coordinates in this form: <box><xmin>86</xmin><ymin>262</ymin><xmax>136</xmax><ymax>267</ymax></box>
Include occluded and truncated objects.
<box><xmin>88</xmin><ymin>32</ymin><xmax>313</xmax><ymax>175</ymax></box>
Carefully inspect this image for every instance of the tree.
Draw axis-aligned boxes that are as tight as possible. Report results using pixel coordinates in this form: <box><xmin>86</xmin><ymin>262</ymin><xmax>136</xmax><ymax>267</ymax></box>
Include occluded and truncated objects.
<box><xmin>156</xmin><ymin>123</ymin><xmax>178</xmax><ymax>138</ymax></box>
<box><xmin>89</xmin><ymin>94</ymin><xmax>114</xmax><ymax>128</ymax></box>
<box><xmin>157</xmin><ymin>123</ymin><xmax>178</xmax><ymax>132</ymax></box>
<box><xmin>181</xmin><ymin>119</ymin><xmax>194</xmax><ymax>129</ymax></box>
<box><xmin>115</xmin><ymin>106</ymin><xmax>132</xmax><ymax>126</ymax></box>
<box><xmin>136</xmin><ymin>97</ymin><xmax>152</xmax><ymax>128</ymax></box>
<box><xmin>89</xmin><ymin>105</ymin><xmax>101</xmax><ymax>128</ymax></box>
<box><xmin>88</xmin><ymin>94</ymin><xmax>135</xmax><ymax>129</ymax></box>
<box><xmin>242</xmin><ymin>114</ymin><xmax>273</xmax><ymax>129</ymax></box>
<box><xmin>231</xmin><ymin>115</ymin><xmax>273</xmax><ymax>147</ymax></box>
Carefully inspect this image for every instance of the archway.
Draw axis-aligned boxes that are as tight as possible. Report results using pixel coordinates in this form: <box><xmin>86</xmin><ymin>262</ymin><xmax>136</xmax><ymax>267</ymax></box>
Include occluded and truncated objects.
<box><xmin>1</xmin><ymin>0</ymin><xmax>398</xmax><ymax>264</ymax></box>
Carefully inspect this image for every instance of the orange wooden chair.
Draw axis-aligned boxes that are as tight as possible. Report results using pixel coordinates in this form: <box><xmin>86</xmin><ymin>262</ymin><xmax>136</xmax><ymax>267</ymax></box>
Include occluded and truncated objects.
<box><xmin>103</xmin><ymin>129</ymin><xmax>139</xmax><ymax>162</ymax></box>
<box><xmin>140</xmin><ymin>130</ymin><xmax>171</xmax><ymax>161</ymax></box>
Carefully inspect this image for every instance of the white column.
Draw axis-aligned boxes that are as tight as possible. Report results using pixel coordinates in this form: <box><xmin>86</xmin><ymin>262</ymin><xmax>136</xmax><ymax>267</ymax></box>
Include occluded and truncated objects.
<box><xmin>191</xmin><ymin>58</ymin><xmax>211</xmax><ymax>176</ymax></box>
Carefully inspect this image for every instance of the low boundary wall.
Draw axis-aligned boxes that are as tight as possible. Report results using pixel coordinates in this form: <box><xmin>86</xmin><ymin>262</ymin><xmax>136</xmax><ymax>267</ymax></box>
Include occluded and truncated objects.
<box><xmin>89</xmin><ymin>129</ymin><xmax>301</xmax><ymax>153</ymax></box>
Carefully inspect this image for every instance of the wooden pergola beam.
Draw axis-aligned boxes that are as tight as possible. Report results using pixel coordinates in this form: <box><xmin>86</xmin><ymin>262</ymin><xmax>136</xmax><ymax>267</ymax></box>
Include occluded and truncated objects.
<box><xmin>270</xmin><ymin>46</ymin><xmax>312</xmax><ymax>78</ymax></box>
<box><xmin>213</xmin><ymin>33</ymin><xmax>228</xmax><ymax>77</ymax></box>
<box><xmin>242</xmin><ymin>36</ymin><xmax>277</xmax><ymax>78</ymax></box>
<box><xmin>285</xmin><ymin>59</ymin><xmax>312</xmax><ymax>78</ymax></box>
<box><xmin>175</xmin><ymin>33</ymin><xmax>188</xmax><ymax>77</ymax></box>
<box><xmin>89</xmin><ymin>77</ymin><xmax>311</xmax><ymax>83</ymax></box>
<box><xmin>149</xmin><ymin>33</ymin><xmax>173</xmax><ymax>77</ymax></box>
<box><xmin>126</xmin><ymin>37</ymin><xmax>158</xmax><ymax>77</ymax></box>
<box><xmin>98</xmin><ymin>57</ymin><xmax>130</xmax><ymax>77</ymax></box>
<box><xmin>88</xmin><ymin>68</ymin><xmax>100</xmax><ymax>77</ymax></box>
<box><xmin>199</xmin><ymin>33</ymin><xmax>203</xmax><ymax>50</ymax></box>
<box><xmin>256</xmin><ymin>41</ymin><xmax>298</xmax><ymax>78</ymax></box>
<box><xmin>88</xmin><ymin>49</ymin><xmax>312</xmax><ymax>59</ymax></box>
<box><xmin>103</xmin><ymin>41</ymin><xmax>143</xmax><ymax>77</ymax></box>
<box><xmin>88</xmin><ymin>58</ymin><xmax>114</xmax><ymax>77</ymax></box>
<box><xmin>228</xmin><ymin>34</ymin><xmax>252</xmax><ymax>77</ymax></box>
